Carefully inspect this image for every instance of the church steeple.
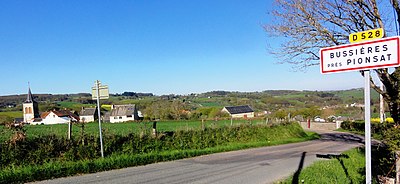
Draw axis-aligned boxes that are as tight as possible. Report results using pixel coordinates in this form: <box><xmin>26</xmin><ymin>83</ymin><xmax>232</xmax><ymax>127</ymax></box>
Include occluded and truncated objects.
<box><xmin>23</xmin><ymin>84</ymin><xmax>39</xmax><ymax>123</ymax></box>
<box><xmin>25</xmin><ymin>87</ymin><xmax>34</xmax><ymax>103</ymax></box>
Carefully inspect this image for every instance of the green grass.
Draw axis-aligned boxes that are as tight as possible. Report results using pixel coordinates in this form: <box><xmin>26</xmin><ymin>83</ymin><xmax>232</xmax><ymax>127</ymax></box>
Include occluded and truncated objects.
<box><xmin>0</xmin><ymin>119</ymin><xmax>270</xmax><ymax>142</ymax></box>
<box><xmin>0</xmin><ymin>123</ymin><xmax>319</xmax><ymax>184</ymax></box>
<box><xmin>332</xmin><ymin>89</ymin><xmax>379</xmax><ymax>102</ymax></box>
<box><xmin>57</xmin><ymin>101</ymin><xmax>94</xmax><ymax>110</ymax></box>
<box><xmin>199</xmin><ymin>102</ymin><xmax>221</xmax><ymax>107</ymax></box>
<box><xmin>0</xmin><ymin>111</ymin><xmax>22</xmax><ymax>118</ymax></box>
<box><xmin>277</xmin><ymin>148</ymin><xmax>365</xmax><ymax>184</ymax></box>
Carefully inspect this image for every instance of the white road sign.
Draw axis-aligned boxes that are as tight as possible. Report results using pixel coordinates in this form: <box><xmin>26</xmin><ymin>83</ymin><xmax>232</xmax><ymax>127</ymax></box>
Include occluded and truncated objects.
<box><xmin>92</xmin><ymin>85</ymin><xmax>109</xmax><ymax>100</ymax></box>
<box><xmin>320</xmin><ymin>36</ymin><xmax>400</xmax><ymax>74</ymax></box>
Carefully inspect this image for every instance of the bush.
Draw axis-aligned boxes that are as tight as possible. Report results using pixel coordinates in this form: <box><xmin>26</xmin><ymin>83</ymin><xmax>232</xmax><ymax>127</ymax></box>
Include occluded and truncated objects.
<box><xmin>340</xmin><ymin>120</ymin><xmax>392</xmax><ymax>137</ymax></box>
<box><xmin>0</xmin><ymin>122</ymin><xmax>307</xmax><ymax>170</ymax></box>
<box><xmin>0</xmin><ymin>122</ymin><xmax>315</xmax><ymax>183</ymax></box>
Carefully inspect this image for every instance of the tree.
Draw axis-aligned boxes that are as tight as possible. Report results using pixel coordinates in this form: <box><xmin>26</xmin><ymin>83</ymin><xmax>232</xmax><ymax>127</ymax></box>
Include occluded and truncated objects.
<box><xmin>298</xmin><ymin>106</ymin><xmax>321</xmax><ymax>119</ymax></box>
<box><xmin>272</xmin><ymin>109</ymin><xmax>288</xmax><ymax>120</ymax></box>
<box><xmin>265</xmin><ymin>0</ymin><xmax>400</xmax><ymax>125</ymax></box>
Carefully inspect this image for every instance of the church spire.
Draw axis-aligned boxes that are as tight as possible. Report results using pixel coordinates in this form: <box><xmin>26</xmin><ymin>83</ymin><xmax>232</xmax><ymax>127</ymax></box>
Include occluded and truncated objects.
<box><xmin>25</xmin><ymin>83</ymin><xmax>34</xmax><ymax>103</ymax></box>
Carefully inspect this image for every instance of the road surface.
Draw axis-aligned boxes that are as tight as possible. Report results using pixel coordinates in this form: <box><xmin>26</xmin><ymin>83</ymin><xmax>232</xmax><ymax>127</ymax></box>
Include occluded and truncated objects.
<box><xmin>33</xmin><ymin>131</ymin><xmax>364</xmax><ymax>184</ymax></box>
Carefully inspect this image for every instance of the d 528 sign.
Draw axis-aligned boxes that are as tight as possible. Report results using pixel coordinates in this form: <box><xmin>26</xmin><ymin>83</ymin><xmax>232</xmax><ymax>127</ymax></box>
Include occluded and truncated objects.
<box><xmin>349</xmin><ymin>28</ymin><xmax>384</xmax><ymax>43</ymax></box>
<box><xmin>320</xmin><ymin>36</ymin><xmax>400</xmax><ymax>74</ymax></box>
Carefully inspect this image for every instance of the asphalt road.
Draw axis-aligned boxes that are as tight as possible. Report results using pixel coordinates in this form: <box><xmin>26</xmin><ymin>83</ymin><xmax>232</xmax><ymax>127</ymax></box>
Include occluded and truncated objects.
<box><xmin>33</xmin><ymin>131</ymin><xmax>364</xmax><ymax>184</ymax></box>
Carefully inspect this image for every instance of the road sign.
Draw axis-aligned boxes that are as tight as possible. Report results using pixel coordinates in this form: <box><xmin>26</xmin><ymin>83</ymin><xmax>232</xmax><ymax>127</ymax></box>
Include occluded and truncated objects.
<box><xmin>349</xmin><ymin>28</ymin><xmax>384</xmax><ymax>43</ymax></box>
<box><xmin>321</xmin><ymin>31</ymin><xmax>395</xmax><ymax>184</ymax></box>
<box><xmin>92</xmin><ymin>80</ymin><xmax>108</xmax><ymax>158</ymax></box>
<box><xmin>320</xmin><ymin>36</ymin><xmax>400</xmax><ymax>74</ymax></box>
<box><xmin>92</xmin><ymin>85</ymin><xmax>109</xmax><ymax>100</ymax></box>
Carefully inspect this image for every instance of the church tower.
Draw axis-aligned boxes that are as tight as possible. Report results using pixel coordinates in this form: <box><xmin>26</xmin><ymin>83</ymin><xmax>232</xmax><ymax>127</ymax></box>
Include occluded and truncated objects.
<box><xmin>23</xmin><ymin>86</ymin><xmax>39</xmax><ymax>123</ymax></box>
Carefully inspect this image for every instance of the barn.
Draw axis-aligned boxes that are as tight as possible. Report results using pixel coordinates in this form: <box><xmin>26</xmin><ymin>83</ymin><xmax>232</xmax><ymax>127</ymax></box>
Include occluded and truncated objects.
<box><xmin>222</xmin><ymin>105</ymin><xmax>254</xmax><ymax>119</ymax></box>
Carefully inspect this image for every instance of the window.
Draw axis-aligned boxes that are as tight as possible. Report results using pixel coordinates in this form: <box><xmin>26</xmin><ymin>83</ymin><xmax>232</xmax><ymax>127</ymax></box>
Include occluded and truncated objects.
<box><xmin>127</xmin><ymin>115</ymin><xmax>132</xmax><ymax>118</ymax></box>
<box><xmin>119</xmin><ymin>116</ymin><xmax>122</xmax><ymax>119</ymax></box>
<box><xmin>25</xmin><ymin>107</ymin><xmax>32</xmax><ymax>114</ymax></box>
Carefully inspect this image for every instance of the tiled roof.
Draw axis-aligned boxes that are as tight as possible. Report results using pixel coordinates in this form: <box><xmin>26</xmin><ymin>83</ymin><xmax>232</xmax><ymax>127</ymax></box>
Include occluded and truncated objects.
<box><xmin>224</xmin><ymin>105</ymin><xmax>254</xmax><ymax>114</ymax></box>
<box><xmin>110</xmin><ymin>104</ymin><xmax>136</xmax><ymax>116</ymax></box>
<box><xmin>79</xmin><ymin>107</ymin><xmax>97</xmax><ymax>116</ymax></box>
<box><xmin>40</xmin><ymin>112</ymin><xmax>50</xmax><ymax>119</ymax></box>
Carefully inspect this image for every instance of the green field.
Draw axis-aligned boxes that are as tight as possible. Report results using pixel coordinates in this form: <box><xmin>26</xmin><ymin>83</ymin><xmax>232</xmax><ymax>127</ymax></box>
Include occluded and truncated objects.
<box><xmin>0</xmin><ymin>122</ymin><xmax>318</xmax><ymax>183</ymax></box>
<box><xmin>0</xmin><ymin>111</ymin><xmax>22</xmax><ymax>118</ymax></box>
<box><xmin>58</xmin><ymin>101</ymin><xmax>94</xmax><ymax>111</ymax></box>
<box><xmin>0</xmin><ymin>119</ymin><xmax>267</xmax><ymax>142</ymax></box>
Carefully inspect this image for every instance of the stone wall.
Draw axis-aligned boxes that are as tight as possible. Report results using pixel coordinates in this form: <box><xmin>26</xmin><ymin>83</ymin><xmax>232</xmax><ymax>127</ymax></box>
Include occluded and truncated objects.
<box><xmin>298</xmin><ymin>121</ymin><xmax>342</xmax><ymax>131</ymax></box>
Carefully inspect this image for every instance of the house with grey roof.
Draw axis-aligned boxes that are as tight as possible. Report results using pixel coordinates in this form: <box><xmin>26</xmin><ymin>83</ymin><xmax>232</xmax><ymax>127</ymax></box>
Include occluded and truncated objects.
<box><xmin>79</xmin><ymin>107</ymin><xmax>98</xmax><ymax>123</ymax></box>
<box><xmin>109</xmin><ymin>104</ymin><xmax>140</xmax><ymax>123</ymax></box>
<box><xmin>222</xmin><ymin>105</ymin><xmax>254</xmax><ymax>119</ymax></box>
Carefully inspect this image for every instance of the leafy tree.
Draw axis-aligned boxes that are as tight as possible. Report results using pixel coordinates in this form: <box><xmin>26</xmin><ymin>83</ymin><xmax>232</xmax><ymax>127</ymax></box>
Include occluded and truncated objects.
<box><xmin>265</xmin><ymin>0</ymin><xmax>400</xmax><ymax>124</ymax></box>
<box><xmin>298</xmin><ymin>106</ymin><xmax>321</xmax><ymax>119</ymax></box>
<box><xmin>272</xmin><ymin>109</ymin><xmax>288</xmax><ymax>120</ymax></box>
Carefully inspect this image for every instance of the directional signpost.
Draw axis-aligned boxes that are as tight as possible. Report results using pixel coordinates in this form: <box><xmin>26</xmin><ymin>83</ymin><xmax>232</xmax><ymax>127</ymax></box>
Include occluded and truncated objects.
<box><xmin>92</xmin><ymin>80</ymin><xmax>109</xmax><ymax>158</ymax></box>
<box><xmin>320</xmin><ymin>31</ymin><xmax>400</xmax><ymax>184</ymax></box>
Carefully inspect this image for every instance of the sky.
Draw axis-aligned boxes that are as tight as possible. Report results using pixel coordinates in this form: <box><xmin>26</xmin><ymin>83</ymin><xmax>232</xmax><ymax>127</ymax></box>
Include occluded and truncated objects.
<box><xmin>0</xmin><ymin>0</ymin><xmax>366</xmax><ymax>96</ymax></box>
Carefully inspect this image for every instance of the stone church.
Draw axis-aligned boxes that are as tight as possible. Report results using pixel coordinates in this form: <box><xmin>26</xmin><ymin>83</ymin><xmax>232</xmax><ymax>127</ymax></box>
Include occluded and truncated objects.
<box><xmin>23</xmin><ymin>87</ymin><xmax>40</xmax><ymax>123</ymax></box>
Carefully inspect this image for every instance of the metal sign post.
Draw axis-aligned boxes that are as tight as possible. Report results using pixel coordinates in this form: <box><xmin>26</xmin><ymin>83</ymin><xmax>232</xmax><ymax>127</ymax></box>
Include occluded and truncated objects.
<box><xmin>92</xmin><ymin>80</ymin><xmax>109</xmax><ymax>158</ymax></box>
<box><xmin>96</xmin><ymin>80</ymin><xmax>104</xmax><ymax>158</ymax></box>
<box><xmin>364</xmin><ymin>70</ymin><xmax>372</xmax><ymax>184</ymax></box>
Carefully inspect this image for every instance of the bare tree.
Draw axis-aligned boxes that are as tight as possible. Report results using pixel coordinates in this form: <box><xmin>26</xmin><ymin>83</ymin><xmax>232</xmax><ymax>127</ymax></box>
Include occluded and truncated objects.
<box><xmin>265</xmin><ymin>0</ymin><xmax>400</xmax><ymax>124</ymax></box>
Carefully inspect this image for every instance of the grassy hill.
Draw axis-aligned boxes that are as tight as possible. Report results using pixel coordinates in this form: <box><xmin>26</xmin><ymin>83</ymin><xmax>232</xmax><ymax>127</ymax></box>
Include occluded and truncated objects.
<box><xmin>0</xmin><ymin>88</ymin><xmax>379</xmax><ymax>121</ymax></box>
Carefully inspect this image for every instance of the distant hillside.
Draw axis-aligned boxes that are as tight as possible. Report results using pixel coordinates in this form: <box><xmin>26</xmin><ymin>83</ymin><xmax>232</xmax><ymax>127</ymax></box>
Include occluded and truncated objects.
<box><xmin>0</xmin><ymin>88</ymin><xmax>381</xmax><ymax>121</ymax></box>
<box><xmin>0</xmin><ymin>88</ymin><xmax>376</xmax><ymax>108</ymax></box>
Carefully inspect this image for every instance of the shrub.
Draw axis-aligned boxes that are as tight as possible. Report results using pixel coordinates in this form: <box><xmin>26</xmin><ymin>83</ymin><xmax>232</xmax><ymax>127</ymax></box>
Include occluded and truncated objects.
<box><xmin>0</xmin><ymin>122</ymin><xmax>306</xmax><ymax>170</ymax></box>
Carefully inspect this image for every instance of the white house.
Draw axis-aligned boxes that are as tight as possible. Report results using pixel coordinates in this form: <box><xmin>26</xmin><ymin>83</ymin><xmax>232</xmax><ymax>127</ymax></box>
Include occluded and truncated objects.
<box><xmin>110</xmin><ymin>104</ymin><xmax>139</xmax><ymax>123</ymax></box>
<box><xmin>34</xmin><ymin>110</ymin><xmax>79</xmax><ymax>125</ymax></box>
<box><xmin>222</xmin><ymin>105</ymin><xmax>255</xmax><ymax>119</ymax></box>
<box><xmin>79</xmin><ymin>107</ymin><xmax>98</xmax><ymax>123</ymax></box>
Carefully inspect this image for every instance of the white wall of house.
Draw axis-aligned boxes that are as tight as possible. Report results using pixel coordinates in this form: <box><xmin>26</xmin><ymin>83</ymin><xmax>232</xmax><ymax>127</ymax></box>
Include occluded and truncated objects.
<box><xmin>41</xmin><ymin>112</ymin><xmax>71</xmax><ymax>125</ymax></box>
<box><xmin>80</xmin><ymin>115</ymin><xmax>95</xmax><ymax>122</ymax></box>
<box><xmin>231</xmin><ymin>112</ymin><xmax>255</xmax><ymax>118</ymax></box>
<box><xmin>221</xmin><ymin>108</ymin><xmax>229</xmax><ymax>115</ymax></box>
<box><xmin>110</xmin><ymin>115</ymin><xmax>135</xmax><ymax>123</ymax></box>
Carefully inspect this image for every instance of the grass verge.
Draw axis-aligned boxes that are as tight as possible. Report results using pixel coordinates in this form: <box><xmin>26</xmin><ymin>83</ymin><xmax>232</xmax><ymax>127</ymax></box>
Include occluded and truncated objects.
<box><xmin>276</xmin><ymin>148</ymin><xmax>365</xmax><ymax>184</ymax></box>
<box><xmin>0</xmin><ymin>131</ymin><xmax>319</xmax><ymax>184</ymax></box>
